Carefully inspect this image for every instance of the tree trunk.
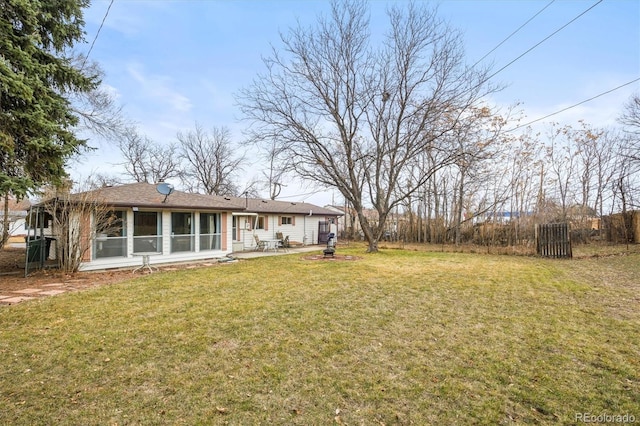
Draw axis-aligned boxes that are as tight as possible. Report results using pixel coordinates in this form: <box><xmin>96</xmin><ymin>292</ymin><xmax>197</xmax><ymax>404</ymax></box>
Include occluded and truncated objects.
<box><xmin>454</xmin><ymin>173</ymin><xmax>465</xmax><ymax>246</ymax></box>
<box><xmin>1</xmin><ymin>194</ymin><xmax>9</xmax><ymax>249</ymax></box>
<box><xmin>357</xmin><ymin>209</ymin><xmax>382</xmax><ymax>253</ymax></box>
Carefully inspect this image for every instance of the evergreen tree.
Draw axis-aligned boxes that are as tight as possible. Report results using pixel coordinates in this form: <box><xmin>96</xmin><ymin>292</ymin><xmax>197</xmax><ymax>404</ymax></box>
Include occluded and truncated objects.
<box><xmin>0</xmin><ymin>0</ymin><xmax>97</xmax><ymax>199</ymax></box>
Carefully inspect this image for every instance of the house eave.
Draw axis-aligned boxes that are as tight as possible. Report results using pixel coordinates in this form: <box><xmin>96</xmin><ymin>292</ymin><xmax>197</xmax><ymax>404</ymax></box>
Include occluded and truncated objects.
<box><xmin>106</xmin><ymin>202</ymin><xmax>245</xmax><ymax>211</ymax></box>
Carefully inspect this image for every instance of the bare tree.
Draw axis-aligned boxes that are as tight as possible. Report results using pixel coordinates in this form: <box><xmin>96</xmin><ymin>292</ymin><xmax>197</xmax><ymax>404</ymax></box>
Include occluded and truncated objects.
<box><xmin>176</xmin><ymin>123</ymin><xmax>244</xmax><ymax>196</ymax></box>
<box><xmin>446</xmin><ymin>106</ymin><xmax>512</xmax><ymax>244</ymax></box>
<box><xmin>619</xmin><ymin>93</ymin><xmax>640</xmax><ymax>135</ymax></box>
<box><xmin>591</xmin><ymin>130</ymin><xmax>619</xmax><ymax>217</ymax></box>
<box><xmin>239</xmin><ymin>0</ymin><xmax>497</xmax><ymax>252</ymax></box>
<box><xmin>572</xmin><ymin>122</ymin><xmax>603</xmax><ymax>213</ymax></box>
<box><xmin>239</xmin><ymin>178</ymin><xmax>262</xmax><ymax>199</ymax></box>
<box><xmin>68</xmin><ymin>55</ymin><xmax>130</xmax><ymax>142</ymax></box>
<box><xmin>39</xmin><ymin>181</ymin><xmax>122</xmax><ymax>273</ymax></box>
<box><xmin>612</xmin><ymin>133</ymin><xmax>640</xmax><ymax>211</ymax></box>
<box><xmin>619</xmin><ymin>94</ymin><xmax>640</xmax><ymax>185</ymax></box>
<box><xmin>118</xmin><ymin>127</ymin><xmax>183</xmax><ymax>184</ymax></box>
<box><xmin>84</xmin><ymin>173</ymin><xmax>123</xmax><ymax>190</ymax></box>
<box><xmin>502</xmin><ymin>128</ymin><xmax>544</xmax><ymax>243</ymax></box>
<box><xmin>260</xmin><ymin>138</ymin><xmax>292</xmax><ymax>200</ymax></box>
<box><xmin>544</xmin><ymin>123</ymin><xmax>579</xmax><ymax>220</ymax></box>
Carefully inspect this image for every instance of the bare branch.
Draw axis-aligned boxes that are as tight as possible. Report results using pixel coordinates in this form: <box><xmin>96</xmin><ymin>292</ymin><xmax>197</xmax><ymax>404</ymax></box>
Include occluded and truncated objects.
<box><xmin>239</xmin><ymin>0</ymin><xmax>499</xmax><ymax>251</ymax></box>
<box><xmin>176</xmin><ymin>123</ymin><xmax>245</xmax><ymax>196</ymax></box>
<box><xmin>117</xmin><ymin>127</ymin><xmax>183</xmax><ymax>183</ymax></box>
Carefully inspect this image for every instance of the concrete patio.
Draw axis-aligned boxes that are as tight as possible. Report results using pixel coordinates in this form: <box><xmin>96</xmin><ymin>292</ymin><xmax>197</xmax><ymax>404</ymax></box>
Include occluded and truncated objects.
<box><xmin>232</xmin><ymin>245</ymin><xmax>322</xmax><ymax>259</ymax></box>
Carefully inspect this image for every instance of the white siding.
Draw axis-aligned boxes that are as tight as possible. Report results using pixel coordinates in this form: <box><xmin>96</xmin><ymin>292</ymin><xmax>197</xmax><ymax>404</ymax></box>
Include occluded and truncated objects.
<box><xmin>237</xmin><ymin>214</ymin><xmax>334</xmax><ymax>249</ymax></box>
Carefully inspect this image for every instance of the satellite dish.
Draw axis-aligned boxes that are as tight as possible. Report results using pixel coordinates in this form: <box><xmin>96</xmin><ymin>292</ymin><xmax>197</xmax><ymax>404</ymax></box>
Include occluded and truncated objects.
<box><xmin>156</xmin><ymin>182</ymin><xmax>174</xmax><ymax>202</ymax></box>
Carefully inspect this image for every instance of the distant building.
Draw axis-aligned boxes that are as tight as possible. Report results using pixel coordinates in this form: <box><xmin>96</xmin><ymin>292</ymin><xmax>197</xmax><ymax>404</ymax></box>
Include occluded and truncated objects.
<box><xmin>1</xmin><ymin>196</ymin><xmax>31</xmax><ymax>241</ymax></box>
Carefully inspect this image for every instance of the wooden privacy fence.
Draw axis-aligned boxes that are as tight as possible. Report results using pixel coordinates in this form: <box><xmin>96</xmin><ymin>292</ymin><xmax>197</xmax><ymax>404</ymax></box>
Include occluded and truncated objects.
<box><xmin>536</xmin><ymin>223</ymin><xmax>572</xmax><ymax>258</ymax></box>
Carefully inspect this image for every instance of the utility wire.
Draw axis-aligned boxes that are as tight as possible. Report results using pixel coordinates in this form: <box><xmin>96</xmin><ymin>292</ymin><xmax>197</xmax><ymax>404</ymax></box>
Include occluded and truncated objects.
<box><xmin>472</xmin><ymin>0</ymin><xmax>555</xmax><ymax>68</ymax></box>
<box><xmin>506</xmin><ymin>77</ymin><xmax>640</xmax><ymax>132</ymax></box>
<box><xmin>483</xmin><ymin>0</ymin><xmax>602</xmax><ymax>83</ymax></box>
<box><xmin>81</xmin><ymin>0</ymin><xmax>115</xmax><ymax>69</ymax></box>
<box><xmin>276</xmin><ymin>190</ymin><xmax>323</xmax><ymax>201</ymax></box>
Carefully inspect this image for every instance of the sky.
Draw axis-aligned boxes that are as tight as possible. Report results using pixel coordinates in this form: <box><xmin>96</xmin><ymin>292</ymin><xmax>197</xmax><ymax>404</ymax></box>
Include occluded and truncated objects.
<box><xmin>71</xmin><ymin>0</ymin><xmax>640</xmax><ymax>207</ymax></box>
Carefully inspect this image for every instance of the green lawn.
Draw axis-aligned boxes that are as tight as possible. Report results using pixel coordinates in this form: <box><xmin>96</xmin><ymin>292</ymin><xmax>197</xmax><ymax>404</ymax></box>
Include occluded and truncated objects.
<box><xmin>1</xmin><ymin>247</ymin><xmax>638</xmax><ymax>425</ymax></box>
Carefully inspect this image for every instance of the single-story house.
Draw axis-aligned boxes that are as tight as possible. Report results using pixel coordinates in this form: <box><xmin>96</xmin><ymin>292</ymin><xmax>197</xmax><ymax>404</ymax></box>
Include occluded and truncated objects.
<box><xmin>1</xmin><ymin>196</ymin><xmax>31</xmax><ymax>242</ymax></box>
<box><xmin>33</xmin><ymin>182</ymin><xmax>341</xmax><ymax>271</ymax></box>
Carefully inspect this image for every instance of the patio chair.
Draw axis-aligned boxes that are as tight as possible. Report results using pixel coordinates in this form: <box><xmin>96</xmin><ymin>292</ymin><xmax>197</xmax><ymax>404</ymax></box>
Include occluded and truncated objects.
<box><xmin>253</xmin><ymin>234</ymin><xmax>266</xmax><ymax>251</ymax></box>
<box><xmin>276</xmin><ymin>235</ymin><xmax>290</xmax><ymax>252</ymax></box>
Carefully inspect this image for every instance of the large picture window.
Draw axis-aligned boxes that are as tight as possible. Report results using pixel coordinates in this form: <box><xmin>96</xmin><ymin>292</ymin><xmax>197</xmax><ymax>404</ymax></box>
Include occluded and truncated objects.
<box><xmin>134</xmin><ymin>211</ymin><xmax>162</xmax><ymax>253</ymax></box>
<box><xmin>200</xmin><ymin>212</ymin><xmax>221</xmax><ymax>250</ymax></box>
<box><xmin>171</xmin><ymin>212</ymin><xmax>194</xmax><ymax>253</ymax></box>
<box><xmin>95</xmin><ymin>210</ymin><xmax>127</xmax><ymax>259</ymax></box>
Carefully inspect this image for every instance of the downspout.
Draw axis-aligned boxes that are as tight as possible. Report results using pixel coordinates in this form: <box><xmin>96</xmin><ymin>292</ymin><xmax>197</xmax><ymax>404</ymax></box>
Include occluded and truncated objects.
<box><xmin>304</xmin><ymin>209</ymin><xmax>312</xmax><ymax>246</ymax></box>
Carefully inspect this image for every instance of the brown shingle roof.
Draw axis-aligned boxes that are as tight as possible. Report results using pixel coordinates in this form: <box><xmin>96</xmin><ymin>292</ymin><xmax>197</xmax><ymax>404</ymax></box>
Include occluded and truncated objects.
<box><xmin>226</xmin><ymin>196</ymin><xmax>341</xmax><ymax>216</ymax></box>
<box><xmin>38</xmin><ymin>183</ymin><xmax>341</xmax><ymax>216</ymax></box>
<box><xmin>67</xmin><ymin>182</ymin><xmax>245</xmax><ymax>211</ymax></box>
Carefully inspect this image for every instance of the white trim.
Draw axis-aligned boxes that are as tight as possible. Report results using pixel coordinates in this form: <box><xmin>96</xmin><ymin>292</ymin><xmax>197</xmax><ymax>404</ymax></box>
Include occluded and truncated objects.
<box><xmin>79</xmin><ymin>249</ymin><xmax>230</xmax><ymax>271</ymax></box>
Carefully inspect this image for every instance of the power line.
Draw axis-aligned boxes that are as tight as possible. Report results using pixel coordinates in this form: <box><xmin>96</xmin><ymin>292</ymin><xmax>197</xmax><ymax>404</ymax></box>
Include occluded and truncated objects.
<box><xmin>81</xmin><ymin>0</ymin><xmax>115</xmax><ymax>69</ymax></box>
<box><xmin>483</xmin><ymin>0</ymin><xmax>602</xmax><ymax>83</ymax></box>
<box><xmin>472</xmin><ymin>0</ymin><xmax>555</xmax><ymax>68</ymax></box>
<box><xmin>276</xmin><ymin>190</ymin><xmax>323</xmax><ymax>201</ymax></box>
<box><xmin>506</xmin><ymin>77</ymin><xmax>640</xmax><ymax>132</ymax></box>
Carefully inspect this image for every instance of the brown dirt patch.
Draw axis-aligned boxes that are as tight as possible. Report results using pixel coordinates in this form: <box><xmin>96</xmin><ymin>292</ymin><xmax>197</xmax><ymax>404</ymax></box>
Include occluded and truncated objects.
<box><xmin>0</xmin><ymin>247</ymin><xmax>232</xmax><ymax>305</ymax></box>
<box><xmin>0</xmin><ymin>247</ymin><xmax>137</xmax><ymax>303</ymax></box>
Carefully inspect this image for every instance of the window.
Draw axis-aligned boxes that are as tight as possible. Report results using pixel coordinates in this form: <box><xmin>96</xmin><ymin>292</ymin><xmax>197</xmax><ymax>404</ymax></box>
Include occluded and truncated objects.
<box><xmin>281</xmin><ymin>216</ymin><xmax>293</xmax><ymax>225</ymax></box>
<box><xmin>255</xmin><ymin>216</ymin><xmax>265</xmax><ymax>230</ymax></box>
<box><xmin>200</xmin><ymin>212</ymin><xmax>221</xmax><ymax>250</ymax></box>
<box><xmin>171</xmin><ymin>212</ymin><xmax>194</xmax><ymax>253</ymax></box>
<box><xmin>133</xmin><ymin>211</ymin><xmax>162</xmax><ymax>253</ymax></box>
<box><xmin>232</xmin><ymin>216</ymin><xmax>239</xmax><ymax>241</ymax></box>
<box><xmin>95</xmin><ymin>210</ymin><xmax>127</xmax><ymax>259</ymax></box>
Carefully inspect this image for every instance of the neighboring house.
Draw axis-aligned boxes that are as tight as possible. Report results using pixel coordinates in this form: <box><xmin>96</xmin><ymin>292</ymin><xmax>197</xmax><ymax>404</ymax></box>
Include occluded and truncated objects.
<box><xmin>34</xmin><ymin>182</ymin><xmax>341</xmax><ymax>272</ymax></box>
<box><xmin>324</xmin><ymin>205</ymin><xmax>349</xmax><ymax>238</ymax></box>
<box><xmin>1</xmin><ymin>196</ymin><xmax>31</xmax><ymax>241</ymax></box>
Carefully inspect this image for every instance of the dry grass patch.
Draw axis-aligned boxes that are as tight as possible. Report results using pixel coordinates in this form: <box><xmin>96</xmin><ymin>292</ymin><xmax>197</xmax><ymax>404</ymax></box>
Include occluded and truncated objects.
<box><xmin>1</xmin><ymin>248</ymin><xmax>638</xmax><ymax>424</ymax></box>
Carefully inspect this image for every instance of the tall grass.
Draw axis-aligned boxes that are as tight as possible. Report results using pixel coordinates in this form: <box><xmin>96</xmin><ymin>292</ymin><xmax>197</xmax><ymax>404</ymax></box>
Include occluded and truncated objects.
<box><xmin>1</xmin><ymin>247</ymin><xmax>638</xmax><ymax>424</ymax></box>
